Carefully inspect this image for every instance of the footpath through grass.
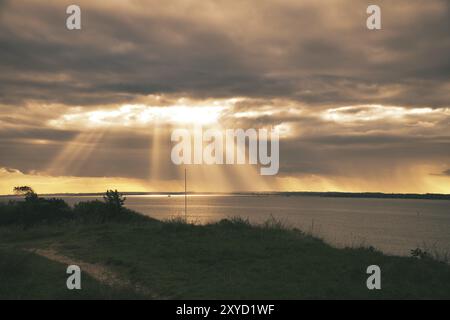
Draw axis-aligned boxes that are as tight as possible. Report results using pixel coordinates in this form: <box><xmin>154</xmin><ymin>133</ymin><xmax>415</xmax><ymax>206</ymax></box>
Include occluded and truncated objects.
<box><xmin>0</xmin><ymin>247</ymin><xmax>144</xmax><ymax>299</ymax></box>
<box><xmin>1</xmin><ymin>216</ymin><xmax>450</xmax><ymax>299</ymax></box>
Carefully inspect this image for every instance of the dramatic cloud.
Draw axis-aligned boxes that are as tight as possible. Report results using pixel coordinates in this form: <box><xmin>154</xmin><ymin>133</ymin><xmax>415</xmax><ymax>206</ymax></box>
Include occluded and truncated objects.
<box><xmin>0</xmin><ymin>0</ymin><xmax>449</xmax><ymax>193</ymax></box>
<box><xmin>1</xmin><ymin>0</ymin><xmax>449</xmax><ymax>106</ymax></box>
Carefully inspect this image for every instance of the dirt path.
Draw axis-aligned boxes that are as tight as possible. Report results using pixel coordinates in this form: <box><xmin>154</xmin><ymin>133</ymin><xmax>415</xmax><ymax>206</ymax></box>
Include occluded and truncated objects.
<box><xmin>28</xmin><ymin>248</ymin><xmax>160</xmax><ymax>299</ymax></box>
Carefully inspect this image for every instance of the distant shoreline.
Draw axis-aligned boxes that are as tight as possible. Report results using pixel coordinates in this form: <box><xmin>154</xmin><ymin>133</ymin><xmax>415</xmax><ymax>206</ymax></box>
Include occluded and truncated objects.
<box><xmin>1</xmin><ymin>191</ymin><xmax>449</xmax><ymax>201</ymax></box>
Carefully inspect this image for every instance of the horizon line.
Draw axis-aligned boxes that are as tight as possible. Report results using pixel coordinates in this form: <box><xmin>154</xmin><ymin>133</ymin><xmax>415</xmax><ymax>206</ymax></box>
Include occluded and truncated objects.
<box><xmin>1</xmin><ymin>191</ymin><xmax>449</xmax><ymax>199</ymax></box>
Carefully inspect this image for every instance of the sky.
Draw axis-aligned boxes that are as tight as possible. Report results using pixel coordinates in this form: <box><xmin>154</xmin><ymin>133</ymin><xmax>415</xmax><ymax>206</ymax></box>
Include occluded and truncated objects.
<box><xmin>0</xmin><ymin>0</ymin><xmax>449</xmax><ymax>194</ymax></box>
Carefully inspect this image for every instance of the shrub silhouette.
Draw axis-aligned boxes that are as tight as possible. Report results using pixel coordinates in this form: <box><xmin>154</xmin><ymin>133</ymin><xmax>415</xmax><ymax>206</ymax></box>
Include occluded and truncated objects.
<box><xmin>73</xmin><ymin>200</ymin><xmax>110</xmax><ymax>224</ymax></box>
<box><xmin>0</xmin><ymin>188</ymin><xmax>145</xmax><ymax>227</ymax></box>
<box><xmin>0</xmin><ymin>187</ymin><xmax>72</xmax><ymax>228</ymax></box>
<box><xmin>72</xmin><ymin>200</ymin><xmax>146</xmax><ymax>224</ymax></box>
<box><xmin>103</xmin><ymin>190</ymin><xmax>126</xmax><ymax>211</ymax></box>
<box><xmin>21</xmin><ymin>198</ymin><xmax>73</xmax><ymax>228</ymax></box>
<box><xmin>410</xmin><ymin>248</ymin><xmax>431</xmax><ymax>260</ymax></box>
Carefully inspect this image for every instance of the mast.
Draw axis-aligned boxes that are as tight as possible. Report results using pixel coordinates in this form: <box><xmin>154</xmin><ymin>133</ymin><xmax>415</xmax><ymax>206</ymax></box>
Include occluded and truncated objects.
<box><xmin>184</xmin><ymin>167</ymin><xmax>187</xmax><ymax>220</ymax></box>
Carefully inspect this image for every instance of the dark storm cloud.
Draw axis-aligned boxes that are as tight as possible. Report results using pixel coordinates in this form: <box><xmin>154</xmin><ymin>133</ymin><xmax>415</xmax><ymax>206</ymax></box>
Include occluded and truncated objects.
<box><xmin>0</xmin><ymin>127</ymin><xmax>76</xmax><ymax>141</ymax></box>
<box><xmin>0</xmin><ymin>0</ymin><xmax>449</xmax><ymax>106</ymax></box>
<box><xmin>276</xmin><ymin>132</ymin><xmax>450</xmax><ymax>177</ymax></box>
<box><xmin>302</xmin><ymin>134</ymin><xmax>450</xmax><ymax>146</ymax></box>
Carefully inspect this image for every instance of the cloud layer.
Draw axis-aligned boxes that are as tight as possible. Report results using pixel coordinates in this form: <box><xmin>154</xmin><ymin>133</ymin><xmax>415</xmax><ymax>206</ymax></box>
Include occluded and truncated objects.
<box><xmin>0</xmin><ymin>0</ymin><xmax>449</xmax><ymax>193</ymax></box>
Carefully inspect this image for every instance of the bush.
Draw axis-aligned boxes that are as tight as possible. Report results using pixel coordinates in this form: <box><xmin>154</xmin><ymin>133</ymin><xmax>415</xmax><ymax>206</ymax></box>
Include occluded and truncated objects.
<box><xmin>0</xmin><ymin>201</ymin><xmax>20</xmax><ymax>226</ymax></box>
<box><xmin>0</xmin><ymin>197</ymin><xmax>73</xmax><ymax>228</ymax></box>
<box><xmin>0</xmin><ymin>188</ymin><xmax>149</xmax><ymax>228</ymax></box>
<box><xmin>217</xmin><ymin>217</ymin><xmax>252</xmax><ymax>228</ymax></box>
<box><xmin>72</xmin><ymin>200</ymin><xmax>109</xmax><ymax>223</ymax></box>
<box><xmin>411</xmin><ymin>248</ymin><xmax>431</xmax><ymax>260</ymax></box>
<box><xmin>103</xmin><ymin>190</ymin><xmax>126</xmax><ymax>212</ymax></box>
<box><xmin>73</xmin><ymin>200</ymin><xmax>133</xmax><ymax>224</ymax></box>
<box><xmin>73</xmin><ymin>200</ymin><xmax>148</xmax><ymax>224</ymax></box>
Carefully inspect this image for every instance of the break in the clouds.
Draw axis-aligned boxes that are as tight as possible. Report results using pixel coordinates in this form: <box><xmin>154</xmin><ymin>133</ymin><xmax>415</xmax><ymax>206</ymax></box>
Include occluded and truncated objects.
<box><xmin>0</xmin><ymin>0</ymin><xmax>449</xmax><ymax>194</ymax></box>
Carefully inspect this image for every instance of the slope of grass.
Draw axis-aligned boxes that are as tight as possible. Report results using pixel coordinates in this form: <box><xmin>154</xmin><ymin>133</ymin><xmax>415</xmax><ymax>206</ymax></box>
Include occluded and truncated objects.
<box><xmin>0</xmin><ymin>247</ymin><xmax>144</xmax><ymax>300</ymax></box>
<box><xmin>1</xmin><ymin>217</ymin><xmax>449</xmax><ymax>299</ymax></box>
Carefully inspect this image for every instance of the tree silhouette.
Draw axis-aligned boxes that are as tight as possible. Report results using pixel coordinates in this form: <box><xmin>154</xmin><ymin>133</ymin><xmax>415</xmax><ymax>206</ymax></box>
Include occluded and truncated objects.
<box><xmin>13</xmin><ymin>186</ymin><xmax>38</xmax><ymax>202</ymax></box>
<box><xmin>103</xmin><ymin>190</ymin><xmax>126</xmax><ymax>212</ymax></box>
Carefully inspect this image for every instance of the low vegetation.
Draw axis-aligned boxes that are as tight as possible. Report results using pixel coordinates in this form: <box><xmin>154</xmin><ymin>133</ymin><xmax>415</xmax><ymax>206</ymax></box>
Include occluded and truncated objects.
<box><xmin>0</xmin><ymin>187</ymin><xmax>449</xmax><ymax>299</ymax></box>
<box><xmin>0</xmin><ymin>188</ymin><xmax>147</xmax><ymax>228</ymax></box>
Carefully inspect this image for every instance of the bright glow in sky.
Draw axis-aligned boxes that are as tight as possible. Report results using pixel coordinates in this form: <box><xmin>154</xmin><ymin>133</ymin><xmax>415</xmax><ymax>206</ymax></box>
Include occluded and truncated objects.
<box><xmin>49</xmin><ymin>104</ymin><xmax>228</xmax><ymax>129</ymax></box>
<box><xmin>322</xmin><ymin>105</ymin><xmax>449</xmax><ymax>123</ymax></box>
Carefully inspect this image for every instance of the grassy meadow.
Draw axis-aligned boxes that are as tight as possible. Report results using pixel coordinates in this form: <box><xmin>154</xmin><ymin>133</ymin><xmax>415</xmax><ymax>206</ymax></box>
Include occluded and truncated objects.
<box><xmin>0</xmin><ymin>189</ymin><xmax>450</xmax><ymax>299</ymax></box>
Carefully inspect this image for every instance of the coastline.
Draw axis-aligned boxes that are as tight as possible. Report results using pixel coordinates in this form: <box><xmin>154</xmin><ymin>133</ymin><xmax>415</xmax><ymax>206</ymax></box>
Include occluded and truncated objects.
<box><xmin>1</xmin><ymin>207</ymin><xmax>450</xmax><ymax>299</ymax></box>
<box><xmin>1</xmin><ymin>191</ymin><xmax>450</xmax><ymax>201</ymax></box>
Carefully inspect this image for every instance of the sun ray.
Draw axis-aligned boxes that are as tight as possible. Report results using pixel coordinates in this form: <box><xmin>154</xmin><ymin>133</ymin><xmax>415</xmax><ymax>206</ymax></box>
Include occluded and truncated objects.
<box><xmin>47</xmin><ymin>129</ymin><xmax>106</xmax><ymax>176</ymax></box>
<box><xmin>233</xmin><ymin>141</ymin><xmax>271</xmax><ymax>192</ymax></box>
<box><xmin>69</xmin><ymin>130</ymin><xmax>106</xmax><ymax>175</ymax></box>
<box><xmin>149</xmin><ymin>123</ymin><xmax>162</xmax><ymax>181</ymax></box>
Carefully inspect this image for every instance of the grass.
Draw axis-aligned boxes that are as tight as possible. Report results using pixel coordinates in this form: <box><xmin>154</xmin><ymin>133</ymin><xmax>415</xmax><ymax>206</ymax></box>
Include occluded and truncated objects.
<box><xmin>0</xmin><ymin>247</ymin><xmax>144</xmax><ymax>300</ymax></box>
<box><xmin>1</xmin><ymin>216</ymin><xmax>450</xmax><ymax>299</ymax></box>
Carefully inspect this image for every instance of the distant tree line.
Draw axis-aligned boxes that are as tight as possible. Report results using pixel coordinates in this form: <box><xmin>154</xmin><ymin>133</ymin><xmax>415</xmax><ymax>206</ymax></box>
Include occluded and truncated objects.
<box><xmin>281</xmin><ymin>192</ymin><xmax>450</xmax><ymax>201</ymax></box>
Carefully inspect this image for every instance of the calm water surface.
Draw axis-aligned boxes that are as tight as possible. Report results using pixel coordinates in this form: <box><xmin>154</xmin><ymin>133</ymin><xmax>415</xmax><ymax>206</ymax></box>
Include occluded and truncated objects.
<box><xmin>53</xmin><ymin>194</ymin><xmax>450</xmax><ymax>256</ymax></box>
